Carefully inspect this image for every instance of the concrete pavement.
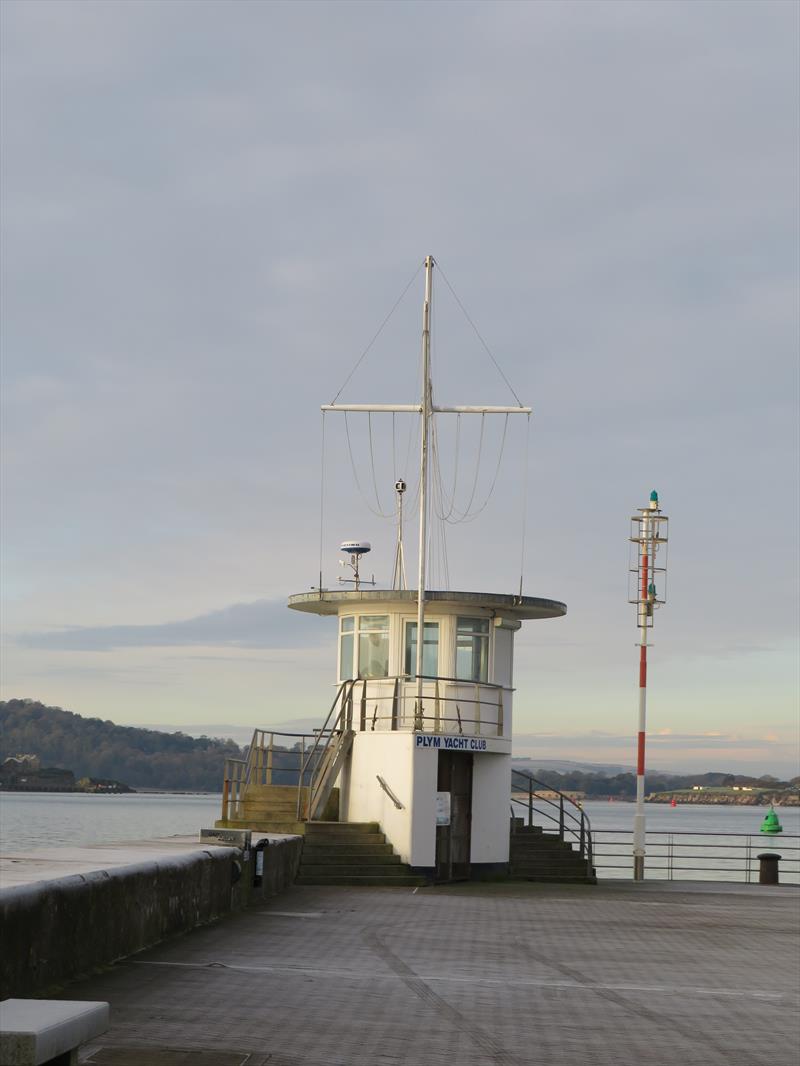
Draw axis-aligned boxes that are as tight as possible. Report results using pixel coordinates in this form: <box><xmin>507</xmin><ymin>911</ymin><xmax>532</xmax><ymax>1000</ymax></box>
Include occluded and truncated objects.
<box><xmin>71</xmin><ymin>878</ymin><xmax>800</xmax><ymax>1066</ymax></box>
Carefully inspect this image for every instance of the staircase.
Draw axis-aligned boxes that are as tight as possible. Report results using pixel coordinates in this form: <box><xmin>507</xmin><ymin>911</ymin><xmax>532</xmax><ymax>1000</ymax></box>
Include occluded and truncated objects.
<box><xmin>296</xmin><ymin>822</ymin><xmax>427</xmax><ymax>887</ymax></box>
<box><xmin>216</xmin><ymin>784</ymin><xmax>340</xmax><ymax>835</ymax></box>
<box><xmin>509</xmin><ymin>825</ymin><xmax>597</xmax><ymax>884</ymax></box>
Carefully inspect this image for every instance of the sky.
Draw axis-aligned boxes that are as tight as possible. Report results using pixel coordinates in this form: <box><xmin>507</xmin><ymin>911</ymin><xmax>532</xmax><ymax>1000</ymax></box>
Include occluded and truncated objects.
<box><xmin>1</xmin><ymin>0</ymin><xmax>798</xmax><ymax>777</ymax></box>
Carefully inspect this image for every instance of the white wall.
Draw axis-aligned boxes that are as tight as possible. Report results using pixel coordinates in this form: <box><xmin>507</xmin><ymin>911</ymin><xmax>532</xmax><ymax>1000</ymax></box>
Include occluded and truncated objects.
<box><xmin>342</xmin><ymin>732</ymin><xmax>437</xmax><ymax>867</ymax></box>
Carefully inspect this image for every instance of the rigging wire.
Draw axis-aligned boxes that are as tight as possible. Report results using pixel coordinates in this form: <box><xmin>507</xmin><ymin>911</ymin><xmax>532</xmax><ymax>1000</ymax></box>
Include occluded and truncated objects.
<box><xmin>367</xmin><ymin>412</ymin><xmax>387</xmax><ymax>515</ymax></box>
<box><xmin>343</xmin><ymin>412</ymin><xmax>396</xmax><ymax>519</ymax></box>
<box><xmin>428</xmin><ymin>412</ymin><xmax>461</xmax><ymax>521</ymax></box>
<box><xmin>447</xmin><ymin>413</ymin><xmax>486</xmax><ymax>520</ymax></box>
<box><xmin>391</xmin><ymin>412</ymin><xmax>397</xmax><ymax>482</ymax></box>
<box><xmin>444</xmin><ymin>413</ymin><xmax>509</xmax><ymax>524</ymax></box>
<box><xmin>435</xmin><ymin>260</ymin><xmax>524</xmax><ymax>408</ymax></box>
<box><xmin>329</xmin><ymin>261</ymin><xmax>424</xmax><ymax>405</ymax></box>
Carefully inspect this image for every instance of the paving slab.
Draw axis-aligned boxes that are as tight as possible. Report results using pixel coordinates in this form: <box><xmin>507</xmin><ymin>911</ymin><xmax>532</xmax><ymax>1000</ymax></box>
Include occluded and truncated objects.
<box><xmin>59</xmin><ymin>878</ymin><xmax>800</xmax><ymax>1066</ymax></box>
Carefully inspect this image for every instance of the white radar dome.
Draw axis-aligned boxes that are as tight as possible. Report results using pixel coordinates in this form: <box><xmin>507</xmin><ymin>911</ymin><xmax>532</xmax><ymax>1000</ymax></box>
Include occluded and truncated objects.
<box><xmin>340</xmin><ymin>540</ymin><xmax>371</xmax><ymax>555</ymax></box>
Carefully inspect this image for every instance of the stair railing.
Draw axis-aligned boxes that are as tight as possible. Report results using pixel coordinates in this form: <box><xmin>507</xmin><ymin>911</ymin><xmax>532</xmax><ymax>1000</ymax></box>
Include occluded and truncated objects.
<box><xmin>511</xmin><ymin>769</ymin><xmax>594</xmax><ymax>872</ymax></box>
<box><xmin>221</xmin><ymin>755</ymin><xmax>247</xmax><ymax>821</ymax></box>
<box><xmin>221</xmin><ymin>730</ymin><xmax>319</xmax><ymax>822</ymax></box>
<box><xmin>296</xmin><ymin>680</ymin><xmax>355</xmax><ymax>819</ymax></box>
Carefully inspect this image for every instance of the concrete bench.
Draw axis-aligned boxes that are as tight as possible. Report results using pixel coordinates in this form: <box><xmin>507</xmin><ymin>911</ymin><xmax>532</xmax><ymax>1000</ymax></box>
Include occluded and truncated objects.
<box><xmin>0</xmin><ymin>999</ymin><xmax>108</xmax><ymax>1065</ymax></box>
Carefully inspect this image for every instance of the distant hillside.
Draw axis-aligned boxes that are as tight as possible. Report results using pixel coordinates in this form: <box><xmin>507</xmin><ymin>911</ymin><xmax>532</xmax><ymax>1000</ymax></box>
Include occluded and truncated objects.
<box><xmin>0</xmin><ymin>699</ymin><xmax>245</xmax><ymax>791</ymax></box>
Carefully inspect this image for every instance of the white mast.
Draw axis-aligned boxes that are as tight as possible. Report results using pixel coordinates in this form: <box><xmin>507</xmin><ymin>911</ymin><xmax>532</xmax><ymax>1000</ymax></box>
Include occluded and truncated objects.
<box><xmin>415</xmin><ymin>256</ymin><xmax>433</xmax><ymax>707</ymax></box>
<box><xmin>321</xmin><ymin>254</ymin><xmax>532</xmax><ymax>702</ymax></box>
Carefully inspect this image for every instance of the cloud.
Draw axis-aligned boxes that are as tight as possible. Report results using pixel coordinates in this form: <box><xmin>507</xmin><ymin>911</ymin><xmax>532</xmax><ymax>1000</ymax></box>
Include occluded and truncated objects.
<box><xmin>0</xmin><ymin>0</ymin><xmax>796</xmax><ymax>734</ymax></box>
<box><xmin>14</xmin><ymin>598</ymin><xmax>328</xmax><ymax>652</ymax></box>
<box><xmin>512</xmin><ymin>729</ymin><xmax>775</xmax><ymax>750</ymax></box>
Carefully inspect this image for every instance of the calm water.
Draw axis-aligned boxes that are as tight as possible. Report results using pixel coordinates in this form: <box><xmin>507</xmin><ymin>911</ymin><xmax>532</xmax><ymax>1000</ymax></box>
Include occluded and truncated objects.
<box><xmin>580</xmin><ymin>800</ymin><xmax>800</xmax><ymax>883</ymax></box>
<box><xmin>1</xmin><ymin>792</ymin><xmax>797</xmax><ymax>883</ymax></box>
<box><xmin>0</xmin><ymin>791</ymin><xmax>223</xmax><ymax>852</ymax></box>
<box><xmin>581</xmin><ymin>799</ymin><xmax>800</xmax><ymax>836</ymax></box>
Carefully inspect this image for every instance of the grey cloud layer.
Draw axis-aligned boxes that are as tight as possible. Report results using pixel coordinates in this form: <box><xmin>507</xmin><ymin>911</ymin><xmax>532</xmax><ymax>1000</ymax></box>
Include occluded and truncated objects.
<box><xmin>1</xmin><ymin>1</ymin><xmax>797</xmax><ymax>750</ymax></box>
<box><xmin>16</xmin><ymin>599</ymin><xmax>328</xmax><ymax>652</ymax></box>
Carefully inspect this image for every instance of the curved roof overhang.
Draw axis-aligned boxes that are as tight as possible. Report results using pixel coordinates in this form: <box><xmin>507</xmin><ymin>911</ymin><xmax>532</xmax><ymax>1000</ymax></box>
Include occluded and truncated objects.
<box><xmin>287</xmin><ymin>589</ymin><xmax>567</xmax><ymax>620</ymax></box>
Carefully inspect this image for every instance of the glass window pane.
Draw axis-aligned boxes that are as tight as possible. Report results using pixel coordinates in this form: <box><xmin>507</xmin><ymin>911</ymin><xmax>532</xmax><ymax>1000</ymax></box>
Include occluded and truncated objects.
<box><xmin>341</xmin><ymin>616</ymin><xmax>354</xmax><ymax>633</ymax></box>
<box><xmin>404</xmin><ymin>622</ymin><xmax>439</xmax><ymax>677</ymax></box>
<box><xmin>339</xmin><ymin>632</ymin><xmax>354</xmax><ymax>680</ymax></box>
<box><xmin>358</xmin><ymin>616</ymin><xmax>389</xmax><ymax>678</ymax></box>
<box><xmin>455</xmin><ymin>617</ymin><xmax>489</xmax><ymax>682</ymax></box>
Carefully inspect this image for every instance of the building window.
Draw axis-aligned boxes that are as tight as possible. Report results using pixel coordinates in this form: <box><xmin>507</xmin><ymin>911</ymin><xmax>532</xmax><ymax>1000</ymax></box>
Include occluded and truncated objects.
<box><xmin>404</xmin><ymin>621</ymin><xmax>439</xmax><ymax>678</ymax></box>
<box><xmin>358</xmin><ymin>615</ymin><xmax>390</xmax><ymax>679</ymax></box>
<box><xmin>455</xmin><ymin>617</ymin><xmax>489</xmax><ymax>682</ymax></box>
<box><xmin>339</xmin><ymin>616</ymin><xmax>355</xmax><ymax>680</ymax></box>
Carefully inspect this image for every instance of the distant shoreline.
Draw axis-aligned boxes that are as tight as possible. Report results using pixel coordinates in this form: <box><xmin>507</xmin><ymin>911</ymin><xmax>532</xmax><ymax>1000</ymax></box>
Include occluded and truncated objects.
<box><xmin>0</xmin><ymin>788</ymin><xmax>222</xmax><ymax>797</ymax></box>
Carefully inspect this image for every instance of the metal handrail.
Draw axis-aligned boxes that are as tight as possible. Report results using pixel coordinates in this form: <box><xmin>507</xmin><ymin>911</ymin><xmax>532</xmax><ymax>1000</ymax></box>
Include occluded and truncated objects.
<box><xmin>296</xmin><ymin>680</ymin><xmax>354</xmax><ymax>819</ymax></box>
<box><xmin>334</xmin><ymin>674</ymin><xmax>507</xmax><ymax>736</ymax></box>
<box><xmin>510</xmin><ymin>769</ymin><xmax>594</xmax><ymax>870</ymax></box>
<box><xmin>221</xmin><ymin>729</ymin><xmax>323</xmax><ymax>822</ymax></box>
<box><xmin>591</xmin><ymin>829</ymin><xmax>800</xmax><ymax>882</ymax></box>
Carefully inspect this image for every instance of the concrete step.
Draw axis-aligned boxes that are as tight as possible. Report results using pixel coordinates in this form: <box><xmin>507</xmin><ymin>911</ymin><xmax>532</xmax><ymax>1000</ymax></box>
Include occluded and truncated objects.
<box><xmin>509</xmin><ymin>872</ymin><xmax>597</xmax><ymax>884</ymax></box>
<box><xmin>304</xmin><ymin>832</ymin><xmax>386</xmax><ymax>846</ymax></box>
<box><xmin>511</xmin><ymin>863</ymin><xmax>593</xmax><ymax>877</ymax></box>
<box><xmin>241</xmin><ymin>805</ymin><xmax>302</xmax><ymax>817</ymax></box>
<box><xmin>302</xmin><ymin>849</ymin><xmax>401</xmax><ymax>865</ymax></box>
<box><xmin>217</xmin><ymin>818</ymin><xmax>306</xmax><ymax>834</ymax></box>
<box><xmin>295</xmin><ymin>874</ymin><xmax>427</xmax><ymax>887</ymax></box>
<box><xmin>301</xmin><ymin>843</ymin><xmax>396</xmax><ymax>858</ymax></box>
<box><xmin>511</xmin><ymin>836</ymin><xmax>575</xmax><ymax>849</ymax></box>
<box><xmin>511</xmin><ymin>858</ymin><xmax>588</xmax><ymax>870</ymax></box>
<box><xmin>510</xmin><ymin>846</ymin><xmax>577</xmax><ymax>859</ymax></box>
<box><xmin>300</xmin><ymin>863</ymin><xmax>413</xmax><ymax>878</ymax></box>
<box><xmin>306</xmin><ymin>822</ymin><xmax>380</xmax><ymax>833</ymax></box>
<box><xmin>243</xmin><ymin>784</ymin><xmax>302</xmax><ymax>796</ymax></box>
<box><xmin>511</xmin><ymin>851</ymin><xmax>587</xmax><ymax>865</ymax></box>
<box><xmin>510</xmin><ymin>846</ymin><xmax>583</xmax><ymax>860</ymax></box>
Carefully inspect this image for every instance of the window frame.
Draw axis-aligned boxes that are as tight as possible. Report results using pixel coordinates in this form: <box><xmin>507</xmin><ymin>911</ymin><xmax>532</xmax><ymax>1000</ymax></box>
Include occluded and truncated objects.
<box><xmin>455</xmin><ymin>616</ymin><xmax>490</xmax><ymax>683</ymax></box>
<box><xmin>403</xmin><ymin>619</ymin><xmax>440</xmax><ymax>678</ymax></box>
<box><xmin>357</xmin><ymin>614</ymin><xmax>391</xmax><ymax>679</ymax></box>
<box><xmin>338</xmin><ymin>615</ymin><xmax>355</xmax><ymax>681</ymax></box>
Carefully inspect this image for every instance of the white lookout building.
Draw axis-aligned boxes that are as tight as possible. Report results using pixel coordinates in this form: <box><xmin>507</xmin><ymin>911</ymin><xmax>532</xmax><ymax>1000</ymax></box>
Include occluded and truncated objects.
<box><xmin>218</xmin><ymin>256</ymin><xmax>575</xmax><ymax>884</ymax></box>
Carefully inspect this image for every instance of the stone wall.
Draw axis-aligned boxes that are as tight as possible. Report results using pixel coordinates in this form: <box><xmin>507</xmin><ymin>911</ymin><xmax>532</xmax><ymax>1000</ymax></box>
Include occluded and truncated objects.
<box><xmin>0</xmin><ymin>836</ymin><xmax>303</xmax><ymax>998</ymax></box>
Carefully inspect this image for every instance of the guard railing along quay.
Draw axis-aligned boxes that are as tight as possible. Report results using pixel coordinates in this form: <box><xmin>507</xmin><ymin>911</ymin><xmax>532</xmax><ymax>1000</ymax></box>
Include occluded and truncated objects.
<box><xmin>591</xmin><ymin>830</ymin><xmax>800</xmax><ymax>883</ymax></box>
<box><xmin>510</xmin><ymin>769</ymin><xmax>594</xmax><ymax>870</ymax></box>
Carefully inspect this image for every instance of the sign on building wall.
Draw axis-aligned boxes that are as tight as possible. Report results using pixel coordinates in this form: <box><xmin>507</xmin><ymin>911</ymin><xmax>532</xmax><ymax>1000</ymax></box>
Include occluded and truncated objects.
<box><xmin>435</xmin><ymin>791</ymin><xmax>451</xmax><ymax>826</ymax></box>
<box><xmin>415</xmin><ymin>733</ymin><xmax>511</xmax><ymax>754</ymax></box>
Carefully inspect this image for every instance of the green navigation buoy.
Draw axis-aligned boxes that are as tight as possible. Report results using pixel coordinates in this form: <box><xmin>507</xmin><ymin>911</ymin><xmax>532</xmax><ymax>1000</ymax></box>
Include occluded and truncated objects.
<box><xmin>760</xmin><ymin>806</ymin><xmax>783</xmax><ymax>834</ymax></box>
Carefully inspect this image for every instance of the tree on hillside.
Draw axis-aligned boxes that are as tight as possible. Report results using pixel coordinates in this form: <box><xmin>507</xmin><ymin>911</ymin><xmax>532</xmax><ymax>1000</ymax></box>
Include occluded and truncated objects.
<box><xmin>0</xmin><ymin>699</ymin><xmax>245</xmax><ymax>791</ymax></box>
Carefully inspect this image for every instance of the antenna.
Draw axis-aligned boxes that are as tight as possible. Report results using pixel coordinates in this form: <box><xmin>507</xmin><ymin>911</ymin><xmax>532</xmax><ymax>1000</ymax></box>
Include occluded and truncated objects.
<box><xmin>338</xmin><ymin>541</ymin><xmax>376</xmax><ymax>592</ymax></box>
<box><xmin>391</xmin><ymin>480</ymin><xmax>408</xmax><ymax>590</ymax></box>
<box><xmin>628</xmin><ymin>489</ymin><xmax>669</xmax><ymax>882</ymax></box>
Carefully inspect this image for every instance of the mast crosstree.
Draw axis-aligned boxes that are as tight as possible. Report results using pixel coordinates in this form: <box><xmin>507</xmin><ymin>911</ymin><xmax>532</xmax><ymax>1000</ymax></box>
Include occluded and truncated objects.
<box><xmin>322</xmin><ymin>256</ymin><xmax>531</xmax><ymax>708</ymax></box>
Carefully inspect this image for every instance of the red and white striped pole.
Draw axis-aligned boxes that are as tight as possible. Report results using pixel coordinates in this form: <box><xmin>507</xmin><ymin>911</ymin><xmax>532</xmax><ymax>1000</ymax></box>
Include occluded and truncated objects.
<box><xmin>631</xmin><ymin>490</ymin><xmax>667</xmax><ymax>881</ymax></box>
<box><xmin>633</xmin><ymin>511</ymin><xmax>650</xmax><ymax>881</ymax></box>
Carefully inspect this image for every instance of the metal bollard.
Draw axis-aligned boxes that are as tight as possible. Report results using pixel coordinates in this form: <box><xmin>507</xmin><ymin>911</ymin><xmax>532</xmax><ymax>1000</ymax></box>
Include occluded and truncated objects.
<box><xmin>756</xmin><ymin>852</ymin><xmax>782</xmax><ymax>885</ymax></box>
